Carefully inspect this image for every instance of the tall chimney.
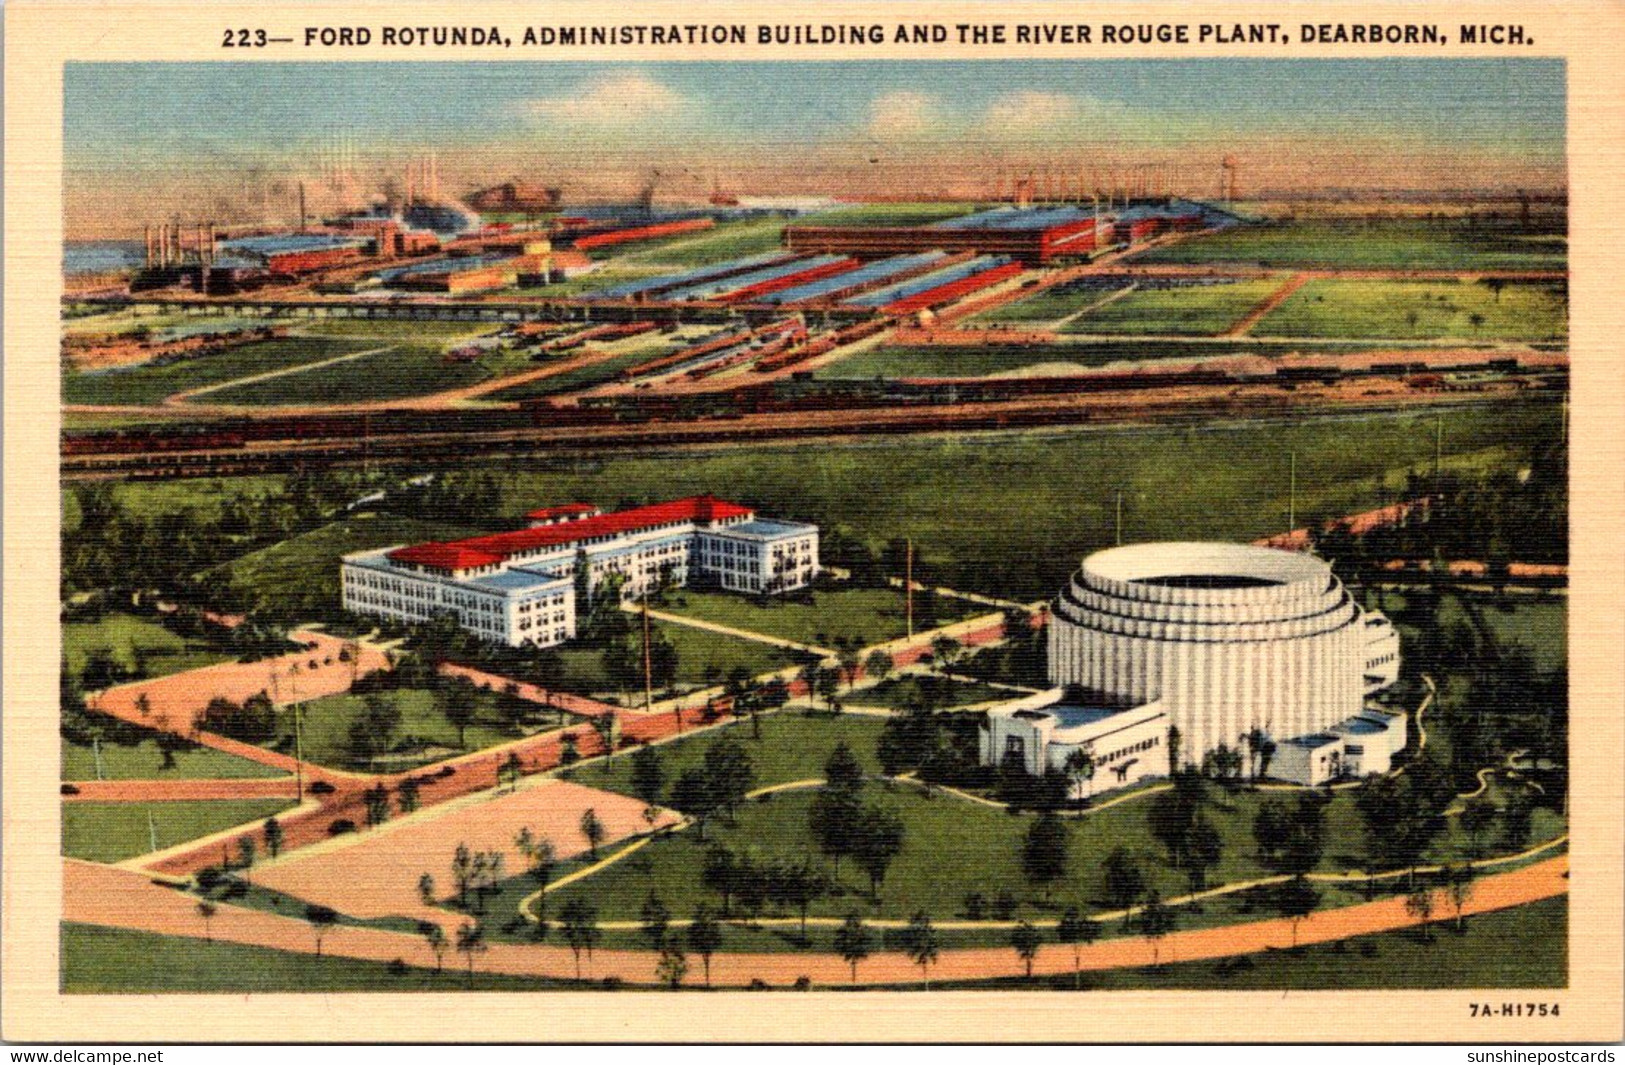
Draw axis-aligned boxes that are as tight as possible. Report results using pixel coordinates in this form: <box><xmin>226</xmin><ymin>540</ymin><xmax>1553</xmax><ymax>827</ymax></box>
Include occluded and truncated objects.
<box><xmin>144</xmin><ymin>225</ymin><xmax>153</xmax><ymax>268</ymax></box>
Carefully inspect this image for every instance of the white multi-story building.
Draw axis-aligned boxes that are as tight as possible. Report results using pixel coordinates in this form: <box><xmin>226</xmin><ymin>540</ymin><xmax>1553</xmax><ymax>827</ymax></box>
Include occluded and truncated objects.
<box><xmin>340</xmin><ymin>495</ymin><xmax>819</xmax><ymax>648</ymax></box>
<box><xmin>979</xmin><ymin>688</ymin><xmax>1170</xmax><ymax>798</ymax></box>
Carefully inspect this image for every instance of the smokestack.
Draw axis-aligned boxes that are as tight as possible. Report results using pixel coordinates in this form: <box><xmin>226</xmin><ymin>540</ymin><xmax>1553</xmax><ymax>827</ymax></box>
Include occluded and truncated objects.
<box><xmin>298</xmin><ymin>182</ymin><xmax>307</xmax><ymax>233</ymax></box>
<box><xmin>144</xmin><ymin>225</ymin><xmax>153</xmax><ymax>268</ymax></box>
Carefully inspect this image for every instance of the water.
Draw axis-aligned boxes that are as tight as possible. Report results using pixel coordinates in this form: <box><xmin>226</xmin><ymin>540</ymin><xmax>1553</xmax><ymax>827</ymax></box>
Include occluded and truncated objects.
<box><xmin>64</xmin><ymin>241</ymin><xmax>143</xmax><ymax>275</ymax></box>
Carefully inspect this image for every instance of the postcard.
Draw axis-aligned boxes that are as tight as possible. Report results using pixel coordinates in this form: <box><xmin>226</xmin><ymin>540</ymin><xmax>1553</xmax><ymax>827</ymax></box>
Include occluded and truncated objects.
<box><xmin>4</xmin><ymin>0</ymin><xmax>1621</xmax><ymax>1044</ymax></box>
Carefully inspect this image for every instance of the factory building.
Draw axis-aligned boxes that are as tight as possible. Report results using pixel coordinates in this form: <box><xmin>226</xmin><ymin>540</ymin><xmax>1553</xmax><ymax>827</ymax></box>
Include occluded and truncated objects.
<box><xmin>785</xmin><ymin>206</ymin><xmax>1100</xmax><ymax>264</ymax></box>
<box><xmin>340</xmin><ymin>495</ymin><xmax>819</xmax><ymax>647</ymax></box>
<box><xmin>980</xmin><ymin>689</ymin><xmax>1170</xmax><ymax>798</ymax></box>
<box><xmin>1022</xmin><ymin>541</ymin><xmax>1401</xmax><ymax>788</ymax></box>
<box><xmin>217</xmin><ymin>233</ymin><xmax>372</xmax><ymax>274</ymax></box>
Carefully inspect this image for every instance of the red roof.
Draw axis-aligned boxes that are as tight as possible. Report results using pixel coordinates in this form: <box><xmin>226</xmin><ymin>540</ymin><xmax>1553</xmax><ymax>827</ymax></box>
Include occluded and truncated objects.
<box><xmin>525</xmin><ymin>502</ymin><xmax>600</xmax><ymax>521</ymax></box>
<box><xmin>387</xmin><ymin>543</ymin><xmax>505</xmax><ymax>570</ymax></box>
<box><xmin>388</xmin><ymin>495</ymin><xmax>754</xmax><ymax>571</ymax></box>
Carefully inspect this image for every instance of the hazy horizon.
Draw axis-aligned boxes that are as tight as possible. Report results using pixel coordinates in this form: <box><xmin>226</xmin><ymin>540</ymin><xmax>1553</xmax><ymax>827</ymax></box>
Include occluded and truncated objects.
<box><xmin>65</xmin><ymin>59</ymin><xmax>1566</xmax><ymax>239</ymax></box>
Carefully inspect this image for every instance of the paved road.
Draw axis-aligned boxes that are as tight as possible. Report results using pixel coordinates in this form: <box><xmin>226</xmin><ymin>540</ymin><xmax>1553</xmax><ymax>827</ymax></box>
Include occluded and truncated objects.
<box><xmin>63</xmin><ymin>854</ymin><xmax>1569</xmax><ymax>988</ymax></box>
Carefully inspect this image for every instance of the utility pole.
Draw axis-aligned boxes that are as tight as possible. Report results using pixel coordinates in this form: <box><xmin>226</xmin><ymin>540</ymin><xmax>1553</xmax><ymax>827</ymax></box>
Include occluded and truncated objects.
<box><xmin>1115</xmin><ymin>490</ymin><xmax>1124</xmax><ymax>546</ymax></box>
<box><xmin>293</xmin><ymin>702</ymin><xmax>305</xmax><ymax>803</ymax></box>
<box><xmin>148</xmin><ymin>809</ymin><xmax>158</xmax><ymax>854</ymax></box>
<box><xmin>1434</xmin><ymin>414</ymin><xmax>1444</xmax><ymax>486</ymax></box>
<box><xmin>904</xmin><ymin>538</ymin><xmax>914</xmax><ymax>640</ymax></box>
<box><xmin>1288</xmin><ymin>451</ymin><xmax>1297</xmax><ymax>535</ymax></box>
<box><xmin>642</xmin><ymin>594</ymin><xmax>654</xmax><ymax>712</ymax></box>
<box><xmin>92</xmin><ymin>734</ymin><xmax>104</xmax><ymax>781</ymax></box>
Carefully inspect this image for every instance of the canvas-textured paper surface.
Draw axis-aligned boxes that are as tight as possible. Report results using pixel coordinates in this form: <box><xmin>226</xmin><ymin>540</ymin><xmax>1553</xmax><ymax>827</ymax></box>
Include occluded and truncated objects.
<box><xmin>5</xmin><ymin>0</ymin><xmax>1621</xmax><ymax>1043</ymax></box>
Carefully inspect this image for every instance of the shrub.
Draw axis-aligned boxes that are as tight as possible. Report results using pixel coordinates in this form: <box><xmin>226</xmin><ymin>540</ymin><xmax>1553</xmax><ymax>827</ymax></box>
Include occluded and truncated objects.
<box><xmin>60</xmin><ymin>783</ymin><xmax>80</xmax><ymax>796</ymax></box>
<box><xmin>309</xmin><ymin>780</ymin><xmax>336</xmax><ymax>795</ymax></box>
<box><xmin>328</xmin><ymin>819</ymin><xmax>356</xmax><ymax>836</ymax></box>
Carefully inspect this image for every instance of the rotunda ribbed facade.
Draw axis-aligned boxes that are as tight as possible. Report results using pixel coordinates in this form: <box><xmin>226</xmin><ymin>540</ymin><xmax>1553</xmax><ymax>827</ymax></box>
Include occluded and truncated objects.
<box><xmin>1047</xmin><ymin>542</ymin><xmax>1378</xmax><ymax>765</ymax></box>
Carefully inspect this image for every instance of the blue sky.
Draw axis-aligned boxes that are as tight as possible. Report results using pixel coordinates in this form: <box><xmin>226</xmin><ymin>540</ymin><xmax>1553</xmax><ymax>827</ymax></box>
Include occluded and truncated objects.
<box><xmin>66</xmin><ymin>59</ymin><xmax>1565</xmax><ymax>169</ymax></box>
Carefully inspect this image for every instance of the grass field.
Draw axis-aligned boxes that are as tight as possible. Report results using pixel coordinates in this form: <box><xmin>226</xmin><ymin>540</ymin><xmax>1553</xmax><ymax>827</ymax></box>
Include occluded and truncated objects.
<box><xmin>1061</xmin><ymin>278</ymin><xmax>1288</xmax><ymax>335</ymax></box>
<box><xmin>200</xmin><ymin>343</ymin><xmax>534</xmax><ymax>406</ymax></box>
<box><xmin>271</xmin><ymin>686</ymin><xmax>561</xmax><ymax>770</ymax></box>
<box><xmin>62</xmin><ymin>476</ymin><xmax>288</xmax><ymax>533</ymax></box>
<box><xmin>555</xmin><ymin>619</ymin><xmax>798</xmax><ymax>700</ymax></box>
<box><xmin>62</xmin><ymin>336</ymin><xmax>378</xmax><ymax>406</ymax></box>
<box><xmin>62</xmin><ymin>799</ymin><xmax>295</xmax><ymax>863</ymax></box>
<box><xmin>1370</xmin><ymin>589</ymin><xmax>1567</xmax><ymax>674</ymax></box>
<box><xmin>63</xmin><ymin>611</ymin><xmax>234</xmax><ymax>684</ymax></box>
<box><xmin>1136</xmin><ymin>219</ymin><xmax>1568</xmax><ymax>271</ymax></box>
<box><xmin>461</xmin><ymin>399</ymin><xmax>1562</xmax><ymax>601</ymax></box>
<box><xmin>844</xmin><ymin>675</ymin><xmax>1012</xmax><ymax>710</ymax></box>
<box><xmin>974</xmin><ymin>283</ymin><xmax>1138</xmax><ymax>324</ymax></box>
<box><xmin>489</xmin><ymin>338</ymin><xmax>695</xmax><ymax>401</ymax></box>
<box><xmin>798</xmin><ymin>203</ymin><xmax>986</xmax><ymax>227</ymax></box>
<box><xmin>815</xmin><ymin>340</ymin><xmax>1387</xmax><ymax>381</ymax></box>
<box><xmin>1256</xmin><ymin>280</ymin><xmax>1567</xmax><ymax>341</ymax></box>
<box><xmin>60</xmin><ymin>922</ymin><xmax>581</xmax><ymax>992</ymax></box>
<box><xmin>293</xmin><ymin>320</ymin><xmax>499</xmax><ymax>341</ymax></box>
<box><xmin>198</xmin><ymin>514</ymin><xmax>480</xmax><ymax>618</ymax></box>
<box><xmin>610</xmin><ymin>218</ymin><xmax>789</xmax><ymax>267</ymax></box>
<box><xmin>658</xmin><ymin>587</ymin><xmax>982</xmax><ymax>648</ymax></box>
<box><xmin>62</xmin><ymin>737</ymin><xmax>286</xmax><ymax>781</ymax></box>
<box><xmin>577</xmin><ymin>713</ymin><xmax>885</xmax><ymax>802</ymax></box>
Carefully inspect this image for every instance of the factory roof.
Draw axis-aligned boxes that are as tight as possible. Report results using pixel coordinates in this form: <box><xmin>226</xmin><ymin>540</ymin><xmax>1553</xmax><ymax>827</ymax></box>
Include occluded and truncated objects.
<box><xmin>387</xmin><ymin>495</ymin><xmax>755</xmax><ymax>571</ymax></box>
<box><xmin>596</xmin><ymin>251</ymin><xmax>793</xmax><ymax>298</ymax></box>
<box><xmin>466</xmin><ymin>568</ymin><xmax>572</xmax><ymax>594</ymax></box>
<box><xmin>221</xmin><ymin>233</ymin><xmax>370</xmax><ymax>255</ymax></box>
<box><xmin>381</xmin><ymin>253</ymin><xmax>517</xmax><ymax>280</ymax></box>
<box><xmin>934</xmin><ymin>206</ymin><xmax>1094</xmax><ymax>231</ymax></box>
<box><xmin>765</xmin><ymin>251</ymin><xmax>948</xmax><ymax>304</ymax></box>
<box><xmin>525</xmin><ymin>503</ymin><xmax>601</xmax><ymax>521</ymax></box>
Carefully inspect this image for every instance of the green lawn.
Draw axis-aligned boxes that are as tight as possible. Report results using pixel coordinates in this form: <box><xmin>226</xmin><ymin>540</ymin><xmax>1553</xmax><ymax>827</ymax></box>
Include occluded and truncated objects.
<box><xmin>463</xmin><ymin>399</ymin><xmax>1563</xmax><ymax>601</ymax></box>
<box><xmin>658</xmin><ymin>587</ymin><xmax>982</xmax><ymax>648</ymax></box>
<box><xmin>555</xmin><ymin>619</ymin><xmax>798</xmax><ymax>700</ymax></box>
<box><xmin>488</xmin><ymin>336</ymin><xmax>695</xmax><ymax>401</ymax></box>
<box><xmin>63</xmin><ymin>611</ymin><xmax>234</xmax><ymax>684</ymax></box>
<box><xmin>844</xmin><ymin>675</ymin><xmax>1012</xmax><ymax>710</ymax></box>
<box><xmin>198</xmin><ymin>514</ymin><xmax>481</xmax><ymax>619</ymax></box>
<box><xmin>1257</xmin><ymin>281</ymin><xmax>1567</xmax><ymax>341</ymax></box>
<box><xmin>797</xmin><ymin>203</ymin><xmax>986</xmax><ymax>227</ymax></box>
<box><xmin>62</xmin><ymin>800</ymin><xmax>295</xmax><ymax>863</ymax></box>
<box><xmin>62</xmin><ymin>476</ymin><xmax>288</xmax><ymax>533</ymax></box>
<box><xmin>201</xmin><ymin>343</ymin><xmax>526</xmax><ymax>406</ymax></box>
<box><xmin>609</xmin><ymin>218</ymin><xmax>789</xmax><ymax>267</ymax></box>
<box><xmin>61</xmin><ymin>922</ymin><xmax>583</xmax><ymax>992</ymax></box>
<box><xmin>62</xmin><ymin>336</ymin><xmax>378</xmax><ymax>406</ymax></box>
<box><xmin>293</xmin><ymin>320</ymin><xmax>500</xmax><ymax>341</ymax></box>
<box><xmin>579</xmin><ymin>713</ymin><xmax>886</xmax><ymax>802</ymax></box>
<box><xmin>922</xmin><ymin>896</ymin><xmax>1567</xmax><ymax>990</ymax></box>
<box><xmin>1061</xmin><ymin>278</ymin><xmax>1287</xmax><ymax>335</ymax></box>
<box><xmin>62</xmin><ymin>737</ymin><xmax>285</xmax><ymax>781</ymax></box>
<box><xmin>815</xmin><ymin>340</ymin><xmax>1388</xmax><ymax>381</ymax></box>
<box><xmin>272</xmin><ymin>686</ymin><xmax>563</xmax><ymax>771</ymax></box>
<box><xmin>974</xmin><ymin>283</ymin><xmax>1138</xmax><ymax>324</ymax></box>
<box><xmin>1136</xmin><ymin>219</ymin><xmax>1568</xmax><ymax>271</ymax></box>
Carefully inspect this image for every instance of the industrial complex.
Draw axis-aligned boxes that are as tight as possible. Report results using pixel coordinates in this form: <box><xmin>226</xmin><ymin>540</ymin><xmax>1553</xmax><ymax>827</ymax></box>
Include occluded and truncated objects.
<box><xmin>340</xmin><ymin>495</ymin><xmax>819</xmax><ymax>647</ymax></box>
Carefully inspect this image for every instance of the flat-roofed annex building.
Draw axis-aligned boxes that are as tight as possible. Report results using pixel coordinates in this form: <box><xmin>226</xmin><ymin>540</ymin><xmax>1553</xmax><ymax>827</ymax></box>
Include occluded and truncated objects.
<box><xmin>340</xmin><ymin>495</ymin><xmax>819</xmax><ymax>648</ymax></box>
<box><xmin>1044</xmin><ymin>541</ymin><xmax>1401</xmax><ymax>782</ymax></box>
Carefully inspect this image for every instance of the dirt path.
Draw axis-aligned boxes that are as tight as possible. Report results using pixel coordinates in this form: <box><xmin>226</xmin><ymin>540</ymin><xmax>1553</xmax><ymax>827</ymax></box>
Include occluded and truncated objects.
<box><xmin>1223</xmin><ymin>272</ymin><xmax>1311</xmax><ymax>337</ymax></box>
<box><xmin>63</xmin><ymin>853</ymin><xmax>1569</xmax><ymax>988</ymax></box>
<box><xmin>636</xmin><ymin>604</ymin><xmax>836</xmax><ymax>657</ymax></box>
<box><xmin>164</xmin><ymin>346</ymin><xmax>395</xmax><ymax>406</ymax></box>
<box><xmin>63</xmin><ymin>777</ymin><xmax>299</xmax><ymax>803</ymax></box>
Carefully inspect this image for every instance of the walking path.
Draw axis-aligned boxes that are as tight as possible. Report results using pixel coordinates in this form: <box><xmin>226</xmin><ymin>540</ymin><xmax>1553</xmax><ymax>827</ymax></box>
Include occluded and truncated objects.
<box><xmin>1222</xmin><ymin>272</ymin><xmax>1311</xmax><ymax>337</ymax></box>
<box><xmin>165</xmin><ymin>346</ymin><xmax>395</xmax><ymax>406</ymax></box>
<box><xmin>633</xmin><ymin>604</ymin><xmax>836</xmax><ymax>658</ymax></box>
<box><xmin>63</xmin><ymin>853</ymin><xmax>1569</xmax><ymax>988</ymax></box>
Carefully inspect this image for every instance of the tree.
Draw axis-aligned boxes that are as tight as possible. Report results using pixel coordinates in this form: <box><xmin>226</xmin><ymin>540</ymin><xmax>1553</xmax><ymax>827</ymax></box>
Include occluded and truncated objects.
<box><xmin>363</xmin><ymin>783</ymin><xmax>391</xmax><ymax>828</ymax></box>
<box><xmin>1459</xmin><ymin>795</ymin><xmax>1497</xmax><ymax>858</ymax></box>
<box><xmin>1102</xmin><ymin>848</ymin><xmax>1145</xmax><ymax>911</ymax></box>
<box><xmin>559</xmin><ymin>899</ymin><xmax>600</xmax><ymax>979</ymax></box>
<box><xmin>656</xmin><ymin>945</ymin><xmax>689</xmax><ymax>990</ymax></box>
<box><xmin>630</xmin><ymin>744</ymin><xmax>666</xmax><ymax>810</ymax></box>
<box><xmin>1444</xmin><ymin>863</ymin><xmax>1476</xmax><ymax>932</ymax></box>
<box><xmin>1134</xmin><ymin>890</ymin><xmax>1177</xmax><ymax>966</ymax></box>
<box><xmin>640</xmin><ymin>892</ymin><xmax>671</xmax><ymax>951</ymax></box>
<box><xmin>196</xmin><ymin>900</ymin><xmax>217</xmax><ymax>942</ymax></box>
<box><xmin>397</xmin><ymin>776</ymin><xmax>420</xmax><ymax>815</ymax></box>
<box><xmin>418</xmin><ymin>872</ymin><xmax>437</xmax><ymax>907</ymax></box>
<box><xmin>1405</xmin><ymin>886</ymin><xmax>1437</xmax><ymax>942</ymax></box>
<box><xmin>237</xmin><ymin>837</ymin><xmax>256</xmax><ymax>882</ymax></box>
<box><xmin>1063</xmin><ymin>745</ymin><xmax>1096</xmax><ymax>803</ymax></box>
<box><xmin>589</xmin><ymin>713</ymin><xmax>619</xmax><ymax>761</ymax></box>
<box><xmin>451</xmin><ymin>843</ymin><xmax>474</xmax><ymax>907</ymax></box>
<box><xmin>768</xmin><ymin>861</ymin><xmax>827</xmax><ymax>938</ymax></box>
<box><xmin>1055</xmin><ymin>907</ymin><xmax>1099</xmax><ymax>990</ymax></box>
<box><xmin>686</xmin><ymin>905</ymin><xmax>723</xmax><ymax>986</ymax></box>
<box><xmin>1184</xmin><ymin>816</ymin><xmax>1223</xmax><ymax>892</ymax></box>
<box><xmin>1273</xmin><ymin>876</ymin><xmax>1320</xmax><ymax>948</ymax></box>
<box><xmin>701</xmin><ymin>847</ymin><xmax>743</xmax><ymax>915</ymax></box>
<box><xmin>824</xmin><ymin>741</ymin><xmax>864</xmax><ymax>793</ymax></box>
<box><xmin>420</xmin><ymin>921</ymin><xmax>447</xmax><ymax>973</ymax></box>
<box><xmin>832</xmin><ymin>913</ymin><xmax>873</xmax><ymax>984</ymax></box>
<box><xmin>497</xmin><ymin>751</ymin><xmax>524</xmax><ymax>791</ymax></box>
<box><xmin>901</xmin><ymin>912</ymin><xmax>940</xmax><ymax>989</ymax></box>
<box><xmin>814</xmin><ymin>665</ymin><xmax>841</xmax><ymax>712</ymax></box>
<box><xmin>455</xmin><ymin>922</ymin><xmax>487</xmax><ymax>987</ymax></box>
<box><xmin>808</xmin><ymin>784</ymin><xmax>863</xmax><ymax>880</ymax></box>
<box><xmin>579</xmin><ymin>808</ymin><xmax>605</xmax><ymax>860</ymax></box>
<box><xmin>672</xmin><ymin>768</ymin><xmax>721</xmax><ymax>840</ymax></box>
<box><xmin>305</xmin><ymin>904</ymin><xmax>338</xmax><ymax>957</ymax></box>
<box><xmin>929</xmin><ymin>635</ymin><xmax>960</xmax><ymax>676</ymax></box>
<box><xmin>439</xmin><ymin>678</ymin><xmax>479</xmax><ymax>749</ymax></box>
<box><xmin>263</xmin><ymin>817</ymin><xmax>283</xmax><ymax>860</ymax></box>
<box><xmin>1021</xmin><ymin>810</ymin><xmax>1070</xmax><ymax>901</ymax></box>
<box><xmin>851</xmin><ymin>805</ymin><xmax>906</xmax><ymax>900</ymax></box>
<box><xmin>863</xmin><ymin>649</ymin><xmax>895</xmax><ymax>685</ymax></box>
<box><xmin>1010</xmin><ymin>920</ymin><xmax>1043</xmax><ymax>979</ymax></box>
<box><xmin>835</xmin><ymin>638</ymin><xmax>863</xmax><ymax>689</ymax></box>
<box><xmin>703</xmin><ymin>736</ymin><xmax>757</xmax><ymax>822</ymax></box>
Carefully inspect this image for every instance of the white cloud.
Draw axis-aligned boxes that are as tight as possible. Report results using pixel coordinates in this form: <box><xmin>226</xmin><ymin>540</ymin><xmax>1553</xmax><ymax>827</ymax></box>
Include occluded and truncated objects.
<box><xmin>514</xmin><ymin>75</ymin><xmax>686</xmax><ymax>127</ymax></box>
<box><xmin>865</xmin><ymin>91</ymin><xmax>942</xmax><ymax>140</ymax></box>
<box><xmin>980</xmin><ymin>92</ymin><xmax>1132</xmax><ymax>136</ymax></box>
